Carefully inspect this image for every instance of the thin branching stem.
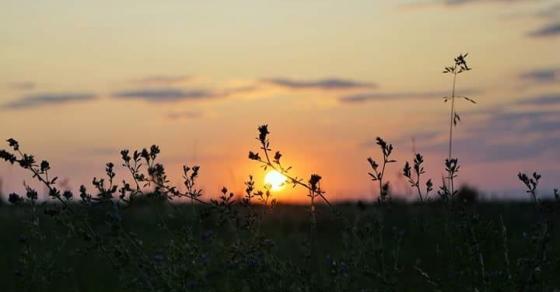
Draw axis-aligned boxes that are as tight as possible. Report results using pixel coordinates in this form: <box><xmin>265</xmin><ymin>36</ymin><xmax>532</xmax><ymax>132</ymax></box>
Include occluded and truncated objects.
<box><xmin>256</xmin><ymin>147</ymin><xmax>332</xmax><ymax>208</ymax></box>
<box><xmin>448</xmin><ymin>72</ymin><xmax>457</xmax><ymax>161</ymax></box>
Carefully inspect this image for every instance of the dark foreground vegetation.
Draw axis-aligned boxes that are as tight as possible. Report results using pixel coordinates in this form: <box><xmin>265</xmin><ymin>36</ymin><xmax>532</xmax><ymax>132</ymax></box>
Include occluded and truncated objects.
<box><xmin>0</xmin><ymin>55</ymin><xmax>558</xmax><ymax>291</ymax></box>
<box><xmin>0</xmin><ymin>200</ymin><xmax>559</xmax><ymax>292</ymax></box>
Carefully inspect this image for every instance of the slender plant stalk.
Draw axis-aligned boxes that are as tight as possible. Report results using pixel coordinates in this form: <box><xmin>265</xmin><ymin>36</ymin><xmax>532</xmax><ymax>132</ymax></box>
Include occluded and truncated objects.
<box><xmin>367</xmin><ymin>137</ymin><xmax>395</xmax><ymax>204</ymax></box>
<box><xmin>249</xmin><ymin>125</ymin><xmax>333</xmax><ymax>208</ymax></box>
<box><xmin>442</xmin><ymin>54</ymin><xmax>474</xmax><ymax>197</ymax></box>
<box><xmin>448</xmin><ymin>72</ymin><xmax>457</xmax><ymax>161</ymax></box>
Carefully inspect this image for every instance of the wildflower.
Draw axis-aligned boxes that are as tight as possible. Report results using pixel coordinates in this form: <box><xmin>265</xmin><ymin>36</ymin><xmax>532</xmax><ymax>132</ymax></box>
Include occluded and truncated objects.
<box><xmin>273</xmin><ymin>151</ymin><xmax>282</xmax><ymax>163</ymax></box>
<box><xmin>40</xmin><ymin>160</ymin><xmax>50</xmax><ymax>172</ymax></box>
<box><xmin>63</xmin><ymin>190</ymin><xmax>73</xmax><ymax>200</ymax></box>
<box><xmin>309</xmin><ymin>174</ymin><xmax>322</xmax><ymax>192</ymax></box>
<box><xmin>18</xmin><ymin>154</ymin><xmax>35</xmax><ymax>169</ymax></box>
<box><xmin>7</xmin><ymin>138</ymin><xmax>19</xmax><ymax>151</ymax></box>
<box><xmin>248</xmin><ymin>151</ymin><xmax>261</xmax><ymax>161</ymax></box>
<box><xmin>8</xmin><ymin>193</ymin><xmax>22</xmax><ymax>204</ymax></box>
<box><xmin>258</xmin><ymin>124</ymin><xmax>269</xmax><ymax>144</ymax></box>
<box><xmin>120</xmin><ymin>149</ymin><xmax>130</xmax><ymax>162</ymax></box>
<box><xmin>0</xmin><ymin>150</ymin><xmax>16</xmax><ymax>164</ymax></box>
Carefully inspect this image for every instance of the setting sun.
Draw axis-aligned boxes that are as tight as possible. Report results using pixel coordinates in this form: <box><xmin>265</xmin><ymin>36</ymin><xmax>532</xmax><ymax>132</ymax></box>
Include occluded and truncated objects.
<box><xmin>264</xmin><ymin>170</ymin><xmax>287</xmax><ymax>191</ymax></box>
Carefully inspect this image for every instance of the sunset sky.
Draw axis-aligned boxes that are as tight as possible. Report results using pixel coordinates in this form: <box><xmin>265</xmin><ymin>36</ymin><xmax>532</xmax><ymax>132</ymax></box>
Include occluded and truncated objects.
<box><xmin>1</xmin><ymin>0</ymin><xmax>559</xmax><ymax>202</ymax></box>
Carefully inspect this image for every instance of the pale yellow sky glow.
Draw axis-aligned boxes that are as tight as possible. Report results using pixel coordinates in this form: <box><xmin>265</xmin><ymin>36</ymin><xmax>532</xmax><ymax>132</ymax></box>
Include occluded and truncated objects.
<box><xmin>1</xmin><ymin>0</ymin><xmax>559</xmax><ymax>202</ymax></box>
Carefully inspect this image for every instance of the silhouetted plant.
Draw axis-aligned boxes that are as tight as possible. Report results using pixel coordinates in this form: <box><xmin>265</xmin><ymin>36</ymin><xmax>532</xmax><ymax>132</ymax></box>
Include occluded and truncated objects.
<box><xmin>443</xmin><ymin>158</ymin><xmax>461</xmax><ymax>200</ymax></box>
<box><xmin>515</xmin><ymin>171</ymin><xmax>556</xmax><ymax>291</ymax></box>
<box><xmin>518</xmin><ymin>171</ymin><xmax>541</xmax><ymax>204</ymax></box>
<box><xmin>1</xmin><ymin>139</ymin><xmax>70</xmax><ymax>207</ymax></box>
<box><xmin>248</xmin><ymin>124</ymin><xmax>331</xmax><ymax>218</ymax></box>
<box><xmin>403</xmin><ymin>153</ymin><xmax>433</xmax><ymax>202</ymax></box>
<box><xmin>442</xmin><ymin>54</ymin><xmax>475</xmax><ymax>197</ymax></box>
<box><xmin>367</xmin><ymin>137</ymin><xmax>396</xmax><ymax>204</ymax></box>
<box><xmin>442</xmin><ymin>53</ymin><xmax>476</xmax><ymax>158</ymax></box>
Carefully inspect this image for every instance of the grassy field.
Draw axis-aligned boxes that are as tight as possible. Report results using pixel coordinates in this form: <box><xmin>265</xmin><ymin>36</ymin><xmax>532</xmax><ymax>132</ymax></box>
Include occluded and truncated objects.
<box><xmin>0</xmin><ymin>200</ymin><xmax>558</xmax><ymax>291</ymax></box>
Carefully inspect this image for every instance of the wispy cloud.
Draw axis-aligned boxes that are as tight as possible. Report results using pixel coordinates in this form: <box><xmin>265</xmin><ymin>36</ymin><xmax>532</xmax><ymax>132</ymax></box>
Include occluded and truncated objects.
<box><xmin>401</xmin><ymin>0</ymin><xmax>531</xmax><ymax>9</ymax></box>
<box><xmin>520</xmin><ymin>68</ymin><xmax>560</xmax><ymax>84</ymax></box>
<box><xmin>516</xmin><ymin>93</ymin><xmax>560</xmax><ymax>106</ymax></box>
<box><xmin>2</xmin><ymin>93</ymin><xmax>96</xmax><ymax>110</ymax></box>
<box><xmin>220</xmin><ymin>85</ymin><xmax>257</xmax><ymax>95</ymax></box>
<box><xmin>402</xmin><ymin>0</ymin><xmax>559</xmax><ymax>40</ymax></box>
<box><xmin>167</xmin><ymin>110</ymin><xmax>203</xmax><ymax>120</ymax></box>
<box><xmin>339</xmin><ymin>90</ymin><xmax>449</xmax><ymax>103</ymax></box>
<box><xmin>6</xmin><ymin>81</ymin><xmax>36</xmax><ymax>91</ymax></box>
<box><xmin>441</xmin><ymin>0</ymin><xmax>529</xmax><ymax>5</ymax></box>
<box><xmin>462</xmin><ymin>110</ymin><xmax>560</xmax><ymax>161</ymax></box>
<box><xmin>402</xmin><ymin>93</ymin><xmax>560</xmax><ymax>162</ymax></box>
<box><xmin>134</xmin><ymin>75</ymin><xmax>190</xmax><ymax>86</ymax></box>
<box><xmin>263</xmin><ymin>78</ymin><xmax>376</xmax><ymax>90</ymax></box>
<box><xmin>401</xmin><ymin>109</ymin><xmax>560</xmax><ymax>162</ymax></box>
<box><xmin>524</xmin><ymin>3</ymin><xmax>560</xmax><ymax>38</ymax></box>
<box><xmin>535</xmin><ymin>3</ymin><xmax>560</xmax><ymax>19</ymax></box>
<box><xmin>527</xmin><ymin>22</ymin><xmax>560</xmax><ymax>38</ymax></box>
<box><xmin>113</xmin><ymin>88</ymin><xmax>218</xmax><ymax>103</ymax></box>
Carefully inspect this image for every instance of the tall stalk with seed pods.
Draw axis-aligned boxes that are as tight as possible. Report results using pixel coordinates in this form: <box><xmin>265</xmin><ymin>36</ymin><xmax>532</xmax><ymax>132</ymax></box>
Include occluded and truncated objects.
<box><xmin>442</xmin><ymin>53</ymin><xmax>476</xmax><ymax>196</ymax></box>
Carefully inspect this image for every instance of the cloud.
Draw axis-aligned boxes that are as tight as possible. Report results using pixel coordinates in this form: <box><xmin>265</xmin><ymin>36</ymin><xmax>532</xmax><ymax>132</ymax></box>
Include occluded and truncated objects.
<box><xmin>441</xmin><ymin>0</ymin><xmax>529</xmax><ymax>5</ymax></box>
<box><xmin>475</xmin><ymin>110</ymin><xmax>560</xmax><ymax>133</ymax></box>
<box><xmin>113</xmin><ymin>88</ymin><xmax>218</xmax><ymax>103</ymax></box>
<box><xmin>523</xmin><ymin>3</ymin><xmax>560</xmax><ymax>39</ymax></box>
<box><xmin>2</xmin><ymin>93</ymin><xmax>96</xmax><ymax>110</ymax></box>
<box><xmin>134</xmin><ymin>75</ymin><xmax>190</xmax><ymax>86</ymax></box>
<box><xmin>462</xmin><ymin>110</ymin><xmax>560</xmax><ymax>161</ymax></box>
<box><xmin>402</xmin><ymin>0</ymin><xmax>557</xmax><ymax>40</ymax></box>
<box><xmin>516</xmin><ymin>93</ymin><xmax>560</xmax><ymax>106</ymax></box>
<box><xmin>6</xmin><ymin>81</ymin><xmax>36</xmax><ymax>91</ymax></box>
<box><xmin>405</xmin><ymin>109</ymin><xmax>560</xmax><ymax>162</ymax></box>
<box><xmin>339</xmin><ymin>90</ymin><xmax>450</xmax><ymax>103</ymax></box>
<box><xmin>167</xmin><ymin>110</ymin><xmax>203</xmax><ymax>120</ymax></box>
<box><xmin>401</xmin><ymin>0</ymin><xmax>531</xmax><ymax>8</ymax></box>
<box><xmin>535</xmin><ymin>3</ymin><xmax>560</xmax><ymax>19</ymax></box>
<box><xmin>520</xmin><ymin>68</ymin><xmax>560</xmax><ymax>84</ymax></box>
<box><xmin>527</xmin><ymin>22</ymin><xmax>560</xmax><ymax>38</ymax></box>
<box><xmin>402</xmin><ymin>93</ymin><xmax>560</xmax><ymax>162</ymax></box>
<box><xmin>263</xmin><ymin>78</ymin><xmax>376</xmax><ymax>90</ymax></box>
<box><xmin>221</xmin><ymin>85</ymin><xmax>258</xmax><ymax>95</ymax></box>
